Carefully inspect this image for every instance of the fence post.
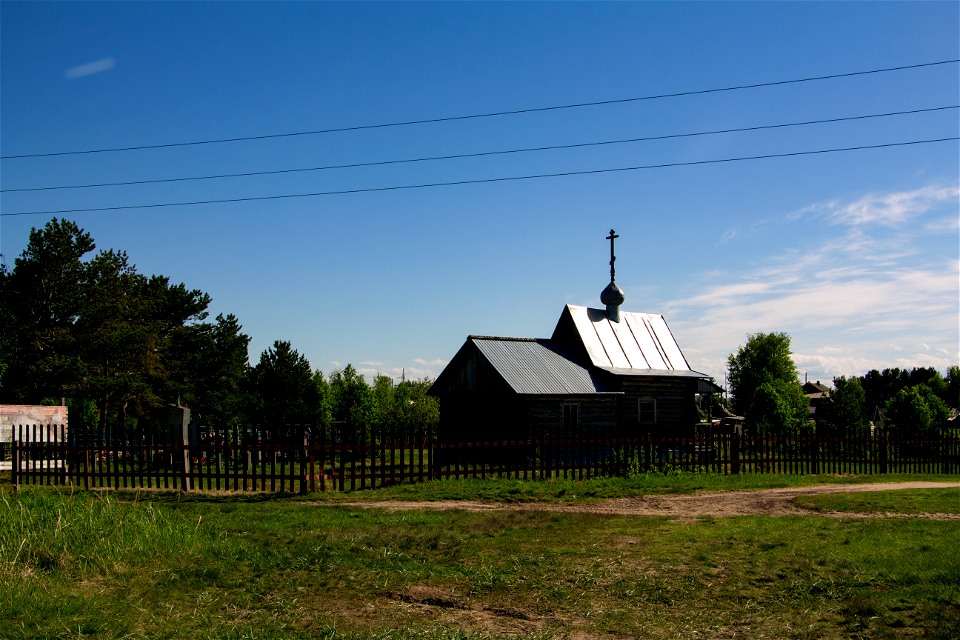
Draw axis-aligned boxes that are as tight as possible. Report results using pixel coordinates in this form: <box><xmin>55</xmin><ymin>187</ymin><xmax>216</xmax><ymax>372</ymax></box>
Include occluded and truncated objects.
<box><xmin>301</xmin><ymin>426</ymin><xmax>309</xmax><ymax>495</ymax></box>
<box><xmin>11</xmin><ymin>432</ymin><xmax>19</xmax><ymax>493</ymax></box>
<box><xmin>879</xmin><ymin>435</ymin><xmax>888</xmax><ymax>474</ymax></box>
<box><xmin>731</xmin><ymin>432</ymin><xmax>741</xmax><ymax>475</ymax></box>
<box><xmin>178</xmin><ymin>414</ymin><xmax>191</xmax><ymax>493</ymax></box>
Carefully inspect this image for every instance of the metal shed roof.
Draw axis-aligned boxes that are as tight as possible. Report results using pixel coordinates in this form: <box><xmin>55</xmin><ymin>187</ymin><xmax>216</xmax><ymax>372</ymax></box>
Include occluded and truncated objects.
<box><xmin>471</xmin><ymin>337</ymin><xmax>620</xmax><ymax>395</ymax></box>
<box><xmin>563</xmin><ymin>305</ymin><xmax>691</xmax><ymax>371</ymax></box>
<box><xmin>595</xmin><ymin>366</ymin><xmax>708</xmax><ymax>379</ymax></box>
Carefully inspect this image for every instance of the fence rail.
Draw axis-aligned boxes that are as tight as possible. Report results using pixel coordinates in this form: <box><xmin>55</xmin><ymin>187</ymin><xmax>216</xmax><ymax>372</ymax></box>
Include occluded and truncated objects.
<box><xmin>8</xmin><ymin>423</ymin><xmax>960</xmax><ymax>492</ymax></box>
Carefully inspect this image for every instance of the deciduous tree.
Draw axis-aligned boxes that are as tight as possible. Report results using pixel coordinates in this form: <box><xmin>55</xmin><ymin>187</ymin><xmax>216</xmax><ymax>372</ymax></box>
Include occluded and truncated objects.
<box><xmin>727</xmin><ymin>332</ymin><xmax>808</xmax><ymax>433</ymax></box>
<box><xmin>820</xmin><ymin>376</ymin><xmax>869</xmax><ymax>435</ymax></box>
<box><xmin>886</xmin><ymin>385</ymin><xmax>951</xmax><ymax>439</ymax></box>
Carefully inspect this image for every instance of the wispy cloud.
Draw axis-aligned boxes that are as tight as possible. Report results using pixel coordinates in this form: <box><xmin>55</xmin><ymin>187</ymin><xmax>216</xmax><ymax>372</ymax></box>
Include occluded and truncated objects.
<box><xmin>718</xmin><ymin>228</ymin><xmax>737</xmax><ymax>244</ymax></box>
<box><xmin>808</xmin><ymin>184</ymin><xmax>959</xmax><ymax>227</ymax></box>
<box><xmin>667</xmin><ymin>183</ymin><xmax>959</xmax><ymax>383</ymax></box>
<box><xmin>65</xmin><ymin>57</ymin><xmax>115</xmax><ymax>79</ymax></box>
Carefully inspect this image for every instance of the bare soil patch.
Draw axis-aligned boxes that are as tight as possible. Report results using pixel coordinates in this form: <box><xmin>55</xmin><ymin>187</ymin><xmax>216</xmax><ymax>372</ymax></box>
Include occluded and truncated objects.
<box><xmin>384</xmin><ymin>585</ymin><xmax>602</xmax><ymax>639</ymax></box>
<box><xmin>332</xmin><ymin>481</ymin><xmax>960</xmax><ymax>520</ymax></box>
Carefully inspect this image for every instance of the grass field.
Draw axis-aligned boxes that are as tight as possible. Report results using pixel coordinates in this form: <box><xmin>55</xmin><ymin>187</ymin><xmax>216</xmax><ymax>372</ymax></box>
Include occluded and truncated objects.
<box><xmin>797</xmin><ymin>487</ymin><xmax>960</xmax><ymax>516</ymax></box>
<box><xmin>299</xmin><ymin>471</ymin><xmax>960</xmax><ymax>503</ymax></box>
<box><xmin>2</xmin><ymin>476</ymin><xmax>959</xmax><ymax>639</ymax></box>
<box><xmin>50</xmin><ymin>470</ymin><xmax>955</xmax><ymax>505</ymax></box>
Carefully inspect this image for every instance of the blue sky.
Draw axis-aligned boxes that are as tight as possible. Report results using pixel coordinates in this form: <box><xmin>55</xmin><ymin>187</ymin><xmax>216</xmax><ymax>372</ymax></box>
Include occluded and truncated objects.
<box><xmin>2</xmin><ymin>2</ymin><xmax>958</xmax><ymax>389</ymax></box>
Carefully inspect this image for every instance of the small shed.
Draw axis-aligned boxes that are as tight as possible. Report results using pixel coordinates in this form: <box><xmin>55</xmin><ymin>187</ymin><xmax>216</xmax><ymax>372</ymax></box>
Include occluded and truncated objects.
<box><xmin>429</xmin><ymin>229</ymin><xmax>715</xmax><ymax>445</ymax></box>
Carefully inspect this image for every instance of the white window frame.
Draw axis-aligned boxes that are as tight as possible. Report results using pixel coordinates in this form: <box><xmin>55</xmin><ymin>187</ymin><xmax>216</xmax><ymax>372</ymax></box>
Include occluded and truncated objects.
<box><xmin>638</xmin><ymin>397</ymin><xmax>657</xmax><ymax>424</ymax></box>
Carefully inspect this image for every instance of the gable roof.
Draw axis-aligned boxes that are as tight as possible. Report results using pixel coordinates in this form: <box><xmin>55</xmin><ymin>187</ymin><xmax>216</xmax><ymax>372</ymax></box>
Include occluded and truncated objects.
<box><xmin>431</xmin><ymin>336</ymin><xmax>620</xmax><ymax>396</ymax></box>
<box><xmin>552</xmin><ymin>304</ymin><xmax>693</xmax><ymax>373</ymax></box>
<box><xmin>431</xmin><ymin>305</ymin><xmax>711</xmax><ymax>398</ymax></box>
<box><xmin>803</xmin><ymin>381</ymin><xmax>831</xmax><ymax>396</ymax></box>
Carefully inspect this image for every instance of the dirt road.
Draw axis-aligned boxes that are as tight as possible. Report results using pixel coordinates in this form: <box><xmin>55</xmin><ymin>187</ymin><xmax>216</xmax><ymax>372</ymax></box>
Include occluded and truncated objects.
<box><xmin>334</xmin><ymin>481</ymin><xmax>960</xmax><ymax>519</ymax></box>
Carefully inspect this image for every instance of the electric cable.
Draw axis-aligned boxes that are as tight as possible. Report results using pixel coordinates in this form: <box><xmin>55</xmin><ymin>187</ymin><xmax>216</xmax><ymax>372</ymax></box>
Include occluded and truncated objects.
<box><xmin>2</xmin><ymin>59</ymin><xmax>956</xmax><ymax>160</ymax></box>
<box><xmin>3</xmin><ymin>137</ymin><xmax>955</xmax><ymax>217</ymax></box>
<box><xmin>4</xmin><ymin>105</ymin><xmax>955</xmax><ymax>193</ymax></box>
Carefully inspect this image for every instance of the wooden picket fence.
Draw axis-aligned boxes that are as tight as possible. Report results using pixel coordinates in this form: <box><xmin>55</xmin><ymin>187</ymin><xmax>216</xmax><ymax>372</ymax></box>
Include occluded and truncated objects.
<box><xmin>7</xmin><ymin>422</ymin><xmax>960</xmax><ymax>493</ymax></box>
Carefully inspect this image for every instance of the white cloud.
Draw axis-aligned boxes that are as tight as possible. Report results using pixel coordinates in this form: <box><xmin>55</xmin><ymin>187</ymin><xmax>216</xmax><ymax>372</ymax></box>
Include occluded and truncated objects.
<box><xmin>791</xmin><ymin>353</ymin><xmax>905</xmax><ymax>381</ymax></box>
<box><xmin>669</xmin><ymin>183</ymin><xmax>959</xmax><ymax>383</ymax></box>
<box><xmin>404</xmin><ymin>367</ymin><xmax>437</xmax><ymax>379</ymax></box>
<box><xmin>359</xmin><ymin>360</ymin><xmax>383</xmax><ymax>367</ymax></box>
<box><xmin>894</xmin><ymin>353</ymin><xmax>956</xmax><ymax>370</ymax></box>
<box><xmin>813</xmin><ymin>184</ymin><xmax>958</xmax><ymax>227</ymax></box>
<box><xmin>924</xmin><ymin>216</ymin><xmax>960</xmax><ymax>233</ymax></box>
<box><xmin>719</xmin><ymin>228</ymin><xmax>737</xmax><ymax>243</ymax></box>
<box><xmin>414</xmin><ymin>358</ymin><xmax>449</xmax><ymax>367</ymax></box>
<box><xmin>355</xmin><ymin>365</ymin><xmax>440</xmax><ymax>382</ymax></box>
<box><xmin>65</xmin><ymin>57</ymin><xmax>115</xmax><ymax>79</ymax></box>
<box><xmin>329</xmin><ymin>361</ymin><xmax>340</xmax><ymax>368</ymax></box>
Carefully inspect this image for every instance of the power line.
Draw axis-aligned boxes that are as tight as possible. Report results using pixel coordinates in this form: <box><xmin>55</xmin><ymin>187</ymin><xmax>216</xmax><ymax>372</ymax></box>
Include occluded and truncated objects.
<box><xmin>2</xmin><ymin>59</ymin><xmax>956</xmax><ymax>160</ymax></box>
<box><xmin>4</xmin><ymin>105</ymin><xmax>955</xmax><ymax>193</ymax></box>
<box><xmin>3</xmin><ymin>137</ymin><xmax>955</xmax><ymax>217</ymax></box>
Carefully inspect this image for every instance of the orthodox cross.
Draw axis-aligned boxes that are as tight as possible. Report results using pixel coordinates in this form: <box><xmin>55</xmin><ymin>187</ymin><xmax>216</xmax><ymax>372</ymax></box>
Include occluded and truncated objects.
<box><xmin>606</xmin><ymin>229</ymin><xmax>619</xmax><ymax>281</ymax></box>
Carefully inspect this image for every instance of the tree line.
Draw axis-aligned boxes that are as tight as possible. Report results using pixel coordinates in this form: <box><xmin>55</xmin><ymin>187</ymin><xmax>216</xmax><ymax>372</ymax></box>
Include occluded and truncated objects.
<box><xmin>0</xmin><ymin>219</ymin><xmax>438</xmax><ymax>434</ymax></box>
<box><xmin>727</xmin><ymin>332</ymin><xmax>959</xmax><ymax>438</ymax></box>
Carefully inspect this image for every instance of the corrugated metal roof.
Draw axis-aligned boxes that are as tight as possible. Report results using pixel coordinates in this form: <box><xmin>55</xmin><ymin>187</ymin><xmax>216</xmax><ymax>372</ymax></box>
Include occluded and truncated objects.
<box><xmin>472</xmin><ymin>337</ymin><xmax>620</xmax><ymax>395</ymax></box>
<box><xmin>566</xmin><ymin>305</ymin><xmax>691</xmax><ymax>371</ymax></box>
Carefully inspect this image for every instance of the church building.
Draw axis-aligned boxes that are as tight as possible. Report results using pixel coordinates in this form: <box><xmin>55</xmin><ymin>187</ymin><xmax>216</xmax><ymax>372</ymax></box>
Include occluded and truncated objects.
<box><xmin>429</xmin><ymin>230</ymin><xmax>719</xmax><ymax>445</ymax></box>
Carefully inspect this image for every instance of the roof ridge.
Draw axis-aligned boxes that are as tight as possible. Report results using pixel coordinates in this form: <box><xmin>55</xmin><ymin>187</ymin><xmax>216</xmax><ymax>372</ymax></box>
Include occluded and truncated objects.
<box><xmin>566</xmin><ymin>303</ymin><xmax>662</xmax><ymax>318</ymax></box>
<box><xmin>468</xmin><ymin>335</ymin><xmax>549</xmax><ymax>342</ymax></box>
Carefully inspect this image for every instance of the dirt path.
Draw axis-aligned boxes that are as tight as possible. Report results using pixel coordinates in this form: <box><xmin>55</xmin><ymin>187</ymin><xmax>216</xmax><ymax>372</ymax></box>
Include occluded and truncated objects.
<box><xmin>332</xmin><ymin>481</ymin><xmax>960</xmax><ymax>519</ymax></box>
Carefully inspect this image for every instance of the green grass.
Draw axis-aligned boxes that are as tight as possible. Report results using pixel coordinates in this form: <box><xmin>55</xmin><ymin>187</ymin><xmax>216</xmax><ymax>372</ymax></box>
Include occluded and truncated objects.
<box><xmin>9</xmin><ymin>466</ymin><xmax>960</xmax><ymax>503</ymax></box>
<box><xmin>797</xmin><ymin>487</ymin><xmax>960</xmax><ymax>515</ymax></box>
<box><xmin>62</xmin><ymin>471</ymin><xmax>954</xmax><ymax>506</ymax></box>
<box><xmin>312</xmin><ymin>471</ymin><xmax>960</xmax><ymax>503</ymax></box>
<box><xmin>3</xmin><ymin>483</ymin><xmax>960</xmax><ymax>639</ymax></box>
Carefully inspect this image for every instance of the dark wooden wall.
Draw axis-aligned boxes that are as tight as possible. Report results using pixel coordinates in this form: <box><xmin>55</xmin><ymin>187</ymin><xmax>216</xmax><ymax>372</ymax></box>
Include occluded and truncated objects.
<box><xmin>437</xmin><ymin>348</ymin><xmax>512</xmax><ymax>394</ymax></box>
<box><xmin>434</xmin><ymin>342</ymin><xmax>699</xmax><ymax>443</ymax></box>
<box><xmin>526</xmin><ymin>396</ymin><xmax>618</xmax><ymax>439</ymax></box>
<box><xmin>618</xmin><ymin>378</ymin><xmax>697</xmax><ymax>438</ymax></box>
<box><xmin>437</xmin><ymin>392</ymin><xmax>525</xmax><ymax>444</ymax></box>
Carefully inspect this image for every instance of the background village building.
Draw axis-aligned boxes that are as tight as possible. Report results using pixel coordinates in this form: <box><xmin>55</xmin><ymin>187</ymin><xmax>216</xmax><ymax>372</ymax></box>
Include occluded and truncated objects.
<box><xmin>0</xmin><ymin>404</ymin><xmax>68</xmax><ymax>471</ymax></box>
<box><xmin>0</xmin><ymin>405</ymin><xmax>67</xmax><ymax>444</ymax></box>
<box><xmin>429</xmin><ymin>230</ymin><xmax>720</xmax><ymax>447</ymax></box>
<box><xmin>803</xmin><ymin>380</ymin><xmax>831</xmax><ymax>420</ymax></box>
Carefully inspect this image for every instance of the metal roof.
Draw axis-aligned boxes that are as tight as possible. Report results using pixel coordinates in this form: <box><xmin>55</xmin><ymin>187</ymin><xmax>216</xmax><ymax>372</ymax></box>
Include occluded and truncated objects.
<box><xmin>472</xmin><ymin>337</ymin><xmax>620</xmax><ymax>395</ymax></box>
<box><xmin>564</xmin><ymin>305</ymin><xmax>691</xmax><ymax>371</ymax></box>
<box><xmin>595</xmin><ymin>366</ymin><xmax>709</xmax><ymax>379</ymax></box>
<box><xmin>697</xmin><ymin>378</ymin><xmax>726</xmax><ymax>395</ymax></box>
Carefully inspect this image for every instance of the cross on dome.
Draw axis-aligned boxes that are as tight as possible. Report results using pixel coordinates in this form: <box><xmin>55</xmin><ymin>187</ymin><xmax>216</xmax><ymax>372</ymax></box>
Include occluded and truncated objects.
<box><xmin>600</xmin><ymin>228</ymin><xmax>625</xmax><ymax>322</ymax></box>
<box><xmin>606</xmin><ymin>229</ymin><xmax>619</xmax><ymax>282</ymax></box>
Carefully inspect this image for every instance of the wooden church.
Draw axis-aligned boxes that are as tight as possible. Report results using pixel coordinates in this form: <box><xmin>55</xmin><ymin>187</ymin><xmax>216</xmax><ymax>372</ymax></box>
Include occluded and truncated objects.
<box><xmin>429</xmin><ymin>230</ymin><xmax>719</xmax><ymax>445</ymax></box>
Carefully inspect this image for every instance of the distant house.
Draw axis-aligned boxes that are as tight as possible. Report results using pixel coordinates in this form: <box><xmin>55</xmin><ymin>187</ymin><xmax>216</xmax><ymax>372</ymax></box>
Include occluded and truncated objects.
<box><xmin>803</xmin><ymin>380</ymin><xmax>831</xmax><ymax>419</ymax></box>
<box><xmin>429</xmin><ymin>230</ymin><xmax>719</xmax><ymax>445</ymax></box>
